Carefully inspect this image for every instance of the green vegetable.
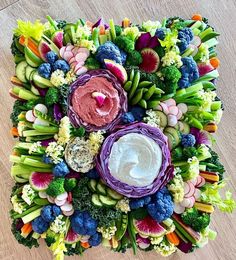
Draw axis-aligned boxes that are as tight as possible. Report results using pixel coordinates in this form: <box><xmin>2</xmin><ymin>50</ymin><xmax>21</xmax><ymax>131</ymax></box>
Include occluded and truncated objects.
<box><xmin>171</xmin><ymin>147</ymin><xmax>183</xmax><ymax>161</ymax></box>
<box><xmin>46</xmin><ymin>178</ymin><xmax>65</xmax><ymax>197</ymax></box>
<box><xmin>45</xmin><ymin>229</ymin><xmax>56</xmax><ymax>247</ymax></box>
<box><xmin>115</xmin><ymin>25</ymin><xmax>122</xmax><ymax>36</ymax></box>
<box><xmin>10</xmin><ymin>100</ymin><xmax>26</xmax><ymax>126</ymax></box>
<box><xmin>85</xmin><ymin>57</ymin><xmax>100</xmax><ymax>70</ymax></box>
<box><xmin>64</xmin><ymin>178</ymin><xmax>77</xmax><ymax>192</ymax></box>
<box><xmin>181</xmin><ymin>207</ymin><xmax>210</xmax><ymax>232</ymax></box>
<box><xmin>126</xmin><ymin>50</ymin><xmax>142</xmax><ymax>66</ymax></box>
<box><xmin>45</xmin><ymin>87</ymin><xmax>60</xmax><ymax>106</ymax></box>
<box><xmin>11</xmin><ymin>219</ymin><xmax>39</xmax><ymax>249</ymax></box>
<box><xmin>183</xmin><ymin>147</ymin><xmax>198</xmax><ymax>159</ymax></box>
<box><xmin>115</xmin><ymin>35</ymin><xmax>135</xmax><ymax>53</ymax></box>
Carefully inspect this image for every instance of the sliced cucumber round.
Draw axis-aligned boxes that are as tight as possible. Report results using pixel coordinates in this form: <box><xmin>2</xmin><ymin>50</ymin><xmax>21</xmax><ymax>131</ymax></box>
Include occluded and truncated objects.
<box><xmin>92</xmin><ymin>194</ymin><xmax>103</xmax><ymax>207</ymax></box>
<box><xmin>99</xmin><ymin>195</ymin><xmax>117</xmax><ymax>207</ymax></box>
<box><xmin>107</xmin><ymin>188</ymin><xmax>123</xmax><ymax>200</ymax></box>
<box><xmin>96</xmin><ymin>182</ymin><xmax>107</xmax><ymax>195</ymax></box>
<box><xmin>88</xmin><ymin>179</ymin><xmax>97</xmax><ymax>193</ymax></box>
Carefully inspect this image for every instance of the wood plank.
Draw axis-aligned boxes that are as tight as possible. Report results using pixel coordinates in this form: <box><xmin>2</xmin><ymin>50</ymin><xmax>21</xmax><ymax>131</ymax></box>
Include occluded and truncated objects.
<box><xmin>0</xmin><ymin>0</ymin><xmax>236</xmax><ymax>259</ymax></box>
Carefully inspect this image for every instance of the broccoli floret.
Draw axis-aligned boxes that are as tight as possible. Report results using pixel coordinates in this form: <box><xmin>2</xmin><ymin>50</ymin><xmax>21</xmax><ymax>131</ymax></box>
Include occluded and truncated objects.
<box><xmin>45</xmin><ymin>231</ymin><xmax>56</xmax><ymax>247</ymax></box>
<box><xmin>24</xmin><ymin>98</ymin><xmax>45</xmax><ymax>110</ymax></box>
<box><xmin>115</xmin><ymin>25</ymin><xmax>122</xmax><ymax>36</ymax></box>
<box><xmin>160</xmin><ymin>66</ymin><xmax>181</xmax><ymax>95</ymax></box>
<box><xmin>114</xmin><ymin>35</ymin><xmax>135</xmax><ymax>54</ymax></box>
<box><xmin>147</xmin><ymin>187</ymin><xmax>174</xmax><ymax>222</ymax></box>
<box><xmin>10</xmin><ymin>100</ymin><xmax>25</xmax><ymax>126</ymax></box>
<box><xmin>95</xmin><ymin>41</ymin><xmax>124</xmax><ymax>65</ymax></box>
<box><xmin>183</xmin><ymin>147</ymin><xmax>198</xmax><ymax>159</ymax></box>
<box><xmin>171</xmin><ymin>147</ymin><xmax>183</xmax><ymax>161</ymax></box>
<box><xmin>45</xmin><ymin>87</ymin><xmax>60</xmax><ymax>106</ymax></box>
<box><xmin>56</xmin><ymin>20</ymin><xmax>67</xmax><ymax>29</ymax></box>
<box><xmin>178</xmin><ymin>57</ymin><xmax>199</xmax><ymax>88</ymax></box>
<box><xmin>11</xmin><ymin>219</ymin><xmax>39</xmax><ymax>248</ymax></box>
<box><xmin>181</xmin><ymin>207</ymin><xmax>210</xmax><ymax>232</ymax></box>
<box><xmin>11</xmin><ymin>35</ymin><xmax>24</xmax><ymax>56</ymax></box>
<box><xmin>85</xmin><ymin>57</ymin><xmax>100</xmax><ymax>70</ymax></box>
<box><xmin>64</xmin><ymin>178</ymin><xmax>77</xmax><ymax>192</ymax></box>
<box><xmin>46</xmin><ymin>178</ymin><xmax>65</xmax><ymax>197</ymax></box>
<box><xmin>126</xmin><ymin>50</ymin><xmax>142</xmax><ymax>66</ymax></box>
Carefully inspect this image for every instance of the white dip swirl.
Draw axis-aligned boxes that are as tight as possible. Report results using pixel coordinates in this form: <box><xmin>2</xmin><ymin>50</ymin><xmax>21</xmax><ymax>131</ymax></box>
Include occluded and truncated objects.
<box><xmin>108</xmin><ymin>133</ymin><xmax>163</xmax><ymax>187</ymax></box>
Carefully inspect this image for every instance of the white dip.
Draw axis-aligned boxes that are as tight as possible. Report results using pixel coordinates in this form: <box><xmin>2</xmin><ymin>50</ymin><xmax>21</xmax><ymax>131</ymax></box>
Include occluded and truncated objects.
<box><xmin>108</xmin><ymin>133</ymin><xmax>162</xmax><ymax>187</ymax></box>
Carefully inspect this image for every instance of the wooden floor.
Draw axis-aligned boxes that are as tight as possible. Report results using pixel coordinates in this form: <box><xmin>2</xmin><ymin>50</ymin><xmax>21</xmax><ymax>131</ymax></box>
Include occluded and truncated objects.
<box><xmin>0</xmin><ymin>0</ymin><xmax>236</xmax><ymax>259</ymax></box>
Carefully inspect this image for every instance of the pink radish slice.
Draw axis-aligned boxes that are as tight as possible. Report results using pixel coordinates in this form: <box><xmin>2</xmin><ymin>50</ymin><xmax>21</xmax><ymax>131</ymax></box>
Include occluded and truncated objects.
<box><xmin>184</xmin><ymin>181</ymin><xmax>195</xmax><ymax>198</ymax></box>
<box><xmin>71</xmin><ymin>47</ymin><xmax>80</xmax><ymax>55</ymax></box>
<box><xmin>177</xmin><ymin>109</ymin><xmax>183</xmax><ymax>120</ymax></box>
<box><xmin>65</xmin><ymin>44</ymin><xmax>75</xmax><ymax>52</ymax></box>
<box><xmin>75</xmin><ymin>66</ymin><xmax>88</xmax><ymax>75</ymax></box>
<box><xmin>168</xmin><ymin>106</ymin><xmax>179</xmax><ymax>116</ymax></box>
<box><xmin>39</xmin><ymin>191</ymin><xmax>47</xmax><ymax>199</ymax></box>
<box><xmin>34</xmin><ymin>104</ymin><xmax>48</xmax><ymax>114</ymax></box>
<box><xmin>47</xmin><ymin>196</ymin><xmax>55</xmax><ymax>204</ymax></box>
<box><xmin>62</xmin><ymin>209</ymin><xmax>74</xmax><ymax>217</ymax></box>
<box><xmin>70</xmin><ymin>61</ymin><xmax>78</xmax><ymax>70</ymax></box>
<box><xmin>77</xmin><ymin>47</ymin><xmax>90</xmax><ymax>56</ymax></box>
<box><xmin>194</xmin><ymin>188</ymin><xmax>201</xmax><ymax>200</ymax></box>
<box><xmin>196</xmin><ymin>176</ymin><xmax>206</xmax><ymax>187</ymax></box>
<box><xmin>174</xmin><ymin>203</ymin><xmax>185</xmax><ymax>214</ymax></box>
<box><xmin>191</xmin><ymin>178</ymin><xmax>198</xmax><ymax>186</ymax></box>
<box><xmin>25</xmin><ymin>110</ymin><xmax>36</xmax><ymax>122</ymax></box>
<box><xmin>75</xmin><ymin>52</ymin><xmax>88</xmax><ymax>62</ymax></box>
<box><xmin>59</xmin><ymin>47</ymin><xmax>66</xmax><ymax>58</ymax></box>
<box><xmin>55</xmin><ymin>198</ymin><xmax>67</xmax><ymax>206</ymax></box>
<box><xmin>74</xmin><ymin>63</ymin><xmax>82</xmax><ymax>72</ymax></box>
<box><xmin>56</xmin><ymin>192</ymin><xmax>68</xmax><ymax>201</ymax></box>
<box><xmin>160</xmin><ymin>102</ymin><xmax>169</xmax><ymax>115</ymax></box>
<box><xmin>184</xmin><ymin>182</ymin><xmax>190</xmax><ymax>194</ymax></box>
<box><xmin>181</xmin><ymin>198</ymin><xmax>191</xmax><ymax>208</ymax></box>
<box><xmin>69</xmin><ymin>56</ymin><xmax>76</xmax><ymax>65</ymax></box>
<box><xmin>63</xmin><ymin>51</ymin><xmax>74</xmax><ymax>61</ymax></box>
<box><xmin>61</xmin><ymin>203</ymin><xmax>73</xmax><ymax>212</ymax></box>
<box><xmin>177</xmin><ymin>103</ymin><xmax>188</xmax><ymax>114</ymax></box>
<box><xmin>163</xmin><ymin>98</ymin><xmax>176</xmax><ymax>107</ymax></box>
<box><xmin>191</xmin><ymin>36</ymin><xmax>201</xmax><ymax>47</ymax></box>
<box><xmin>168</xmin><ymin>114</ymin><xmax>178</xmax><ymax>127</ymax></box>
<box><xmin>188</xmin><ymin>197</ymin><xmax>195</xmax><ymax>208</ymax></box>
<box><xmin>34</xmin><ymin>118</ymin><xmax>50</xmax><ymax>126</ymax></box>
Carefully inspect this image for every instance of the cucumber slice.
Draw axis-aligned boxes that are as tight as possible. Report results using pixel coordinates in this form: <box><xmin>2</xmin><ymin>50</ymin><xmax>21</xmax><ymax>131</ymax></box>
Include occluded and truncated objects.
<box><xmin>92</xmin><ymin>194</ymin><xmax>103</xmax><ymax>207</ymax></box>
<box><xmin>182</xmin><ymin>122</ymin><xmax>190</xmax><ymax>134</ymax></box>
<box><xmin>25</xmin><ymin>66</ymin><xmax>36</xmax><ymax>81</ymax></box>
<box><xmin>15</xmin><ymin>61</ymin><xmax>28</xmax><ymax>83</ymax></box>
<box><xmin>155</xmin><ymin>111</ymin><xmax>168</xmax><ymax>128</ymax></box>
<box><xmin>164</xmin><ymin>132</ymin><xmax>176</xmax><ymax>150</ymax></box>
<box><xmin>107</xmin><ymin>188</ymin><xmax>123</xmax><ymax>200</ymax></box>
<box><xmin>164</xmin><ymin>127</ymin><xmax>181</xmax><ymax>146</ymax></box>
<box><xmin>88</xmin><ymin>179</ymin><xmax>97</xmax><ymax>192</ymax></box>
<box><xmin>96</xmin><ymin>182</ymin><xmax>107</xmax><ymax>195</ymax></box>
<box><xmin>99</xmin><ymin>195</ymin><xmax>117</xmax><ymax>207</ymax></box>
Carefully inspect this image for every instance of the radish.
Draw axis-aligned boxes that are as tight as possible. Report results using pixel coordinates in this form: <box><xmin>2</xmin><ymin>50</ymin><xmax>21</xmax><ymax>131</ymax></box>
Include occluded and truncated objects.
<box><xmin>55</xmin><ymin>198</ymin><xmax>67</xmax><ymax>206</ymax></box>
<box><xmin>181</xmin><ymin>198</ymin><xmax>191</xmax><ymax>208</ymax></box>
<box><xmin>74</xmin><ymin>63</ymin><xmax>83</xmax><ymax>72</ymax></box>
<box><xmin>191</xmin><ymin>36</ymin><xmax>201</xmax><ymax>47</ymax></box>
<box><xmin>196</xmin><ymin>176</ymin><xmax>206</xmax><ymax>187</ymax></box>
<box><xmin>59</xmin><ymin>46</ymin><xmax>66</xmax><ymax>58</ymax></box>
<box><xmin>56</xmin><ymin>192</ymin><xmax>68</xmax><ymax>201</ymax></box>
<box><xmin>191</xmin><ymin>178</ymin><xmax>198</xmax><ymax>186</ymax></box>
<box><xmin>188</xmin><ymin>197</ymin><xmax>196</xmax><ymax>208</ymax></box>
<box><xmin>39</xmin><ymin>191</ymin><xmax>47</xmax><ymax>199</ymax></box>
<box><xmin>25</xmin><ymin>110</ymin><xmax>36</xmax><ymax>122</ymax></box>
<box><xmin>194</xmin><ymin>188</ymin><xmax>201</xmax><ymax>200</ymax></box>
<box><xmin>176</xmin><ymin>109</ymin><xmax>183</xmax><ymax>120</ymax></box>
<box><xmin>63</xmin><ymin>209</ymin><xmax>74</xmax><ymax>217</ymax></box>
<box><xmin>63</xmin><ymin>51</ymin><xmax>74</xmax><ymax>61</ymax></box>
<box><xmin>65</xmin><ymin>44</ymin><xmax>75</xmax><ymax>52</ymax></box>
<box><xmin>167</xmin><ymin>114</ymin><xmax>178</xmax><ymax>126</ymax></box>
<box><xmin>75</xmin><ymin>52</ymin><xmax>88</xmax><ymax>62</ymax></box>
<box><xmin>177</xmin><ymin>103</ymin><xmax>188</xmax><ymax>113</ymax></box>
<box><xmin>190</xmin><ymin>44</ymin><xmax>198</xmax><ymax>57</ymax></box>
<box><xmin>160</xmin><ymin>102</ymin><xmax>169</xmax><ymax>115</ymax></box>
<box><xmin>77</xmin><ymin>47</ymin><xmax>90</xmax><ymax>56</ymax></box>
<box><xmin>198</xmin><ymin>63</ymin><xmax>214</xmax><ymax>77</ymax></box>
<box><xmin>34</xmin><ymin>118</ymin><xmax>50</xmax><ymax>126</ymax></box>
<box><xmin>184</xmin><ymin>182</ymin><xmax>190</xmax><ymax>194</ymax></box>
<box><xmin>47</xmin><ymin>195</ymin><xmax>55</xmax><ymax>204</ymax></box>
<box><xmin>174</xmin><ymin>203</ymin><xmax>185</xmax><ymax>214</ymax></box>
<box><xmin>168</xmin><ymin>106</ymin><xmax>179</xmax><ymax>116</ymax></box>
<box><xmin>75</xmin><ymin>66</ymin><xmax>88</xmax><ymax>75</ymax></box>
<box><xmin>184</xmin><ymin>181</ymin><xmax>195</xmax><ymax>198</ymax></box>
<box><xmin>61</xmin><ymin>203</ymin><xmax>73</xmax><ymax>212</ymax></box>
<box><xmin>34</xmin><ymin>104</ymin><xmax>48</xmax><ymax>114</ymax></box>
<box><xmin>69</xmin><ymin>56</ymin><xmax>76</xmax><ymax>65</ymax></box>
<box><xmin>163</xmin><ymin>98</ymin><xmax>176</xmax><ymax>107</ymax></box>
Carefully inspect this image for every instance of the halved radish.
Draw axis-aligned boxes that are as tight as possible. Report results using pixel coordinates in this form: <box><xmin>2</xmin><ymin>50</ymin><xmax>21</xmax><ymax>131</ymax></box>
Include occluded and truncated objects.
<box><xmin>68</xmin><ymin>56</ymin><xmax>76</xmax><ymax>65</ymax></box>
<box><xmin>34</xmin><ymin>104</ymin><xmax>48</xmax><ymax>114</ymax></box>
<box><xmin>160</xmin><ymin>102</ymin><xmax>169</xmax><ymax>115</ymax></box>
<box><xmin>177</xmin><ymin>103</ymin><xmax>188</xmax><ymax>113</ymax></box>
<box><xmin>184</xmin><ymin>181</ymin><xmax>195</xmax><ymax>198</ymax></box>
<box><xmin>163</xmin><ymin>98</ymin><xmax>176</xmax><ymax>107</ymax></box>
<box><xmin>191</xmin><ymin>178</ymin><xmax>198</xmax><ymax>186</ymax></box>
<box><xmin>39</xmin><ymin>191</ymin><xmax>47</xmax><ymax>199</ymax></box>
<box><xmin>77</xmin><ymin>47</ymin><xmax>90</xmax><ymax>56</ymax></box>
<box><xmin>63</xmin><ymin>209</ymin><xmax>74</xmax><ymax>217</ymax></box>
<box><xmin>176</xmin><ymin>110</ymin><xmax>183</xmax><ymax>120</ymax></box>
<box><xmin>75</xmin><ymin>52</ymin><xmax>88</xmax><ymax>62</ymax></box>
<box><xmin>75</xmin><ymin>66</ymin><xmax>88</xmax><ymax>75</ymax></box>
<box><xmin>56</xmin><ymin>192</ymin><xmax>68</xmax><ymax>201</ymax></box>
<box><xmin>190</xmin><ymin>44</ymin><xmax>199</xmax><ymax>57</ymax></box>
<box><xmin>63</xmin><ymin>51</ymin><xmax>74</xmax><ymax>61</ymax></box>
<box><xmin>47</xmin><ymin>195</ymin><xmax>55</xmax><ymax>203</ymax></box>
<box><xmin>55</xmin><ymin>198</ymin><xmax>67</xmax><ymax>206</ymax></box>
<box><xmin>181</xmin><ymin>198</ymin><xmax>191</xmax><ymax>208</ymax></box>
<box><xmin>25</xmin><ymin>110</ymin><xmax>36</xmax><ymax>122</ymax></box>
<box><xmin>184</xmin><ymin>182</ymin><xmax>190</xmax><ymax>194</ymax></box>
<box><xmin>34</xmin><ymin>118</ymin><xmax>50</xmax><ymax>126</ymax></box>
<box><xmin>65</xmin><ymin>44</ymin><xmax>75</xmax><ymax>52</ymax></box>
<box><xmin>70</xmin><ymin>61</ymin><xmax>77</xmax><ymax>69</ymax></box>
<box><xmin>174</xmin><ymin>203</ymin><xmax>185</xmax><ymax>214</ymax></box>
<box><xmin>168</xmin><ymin>114</ymin><xmax>178</xmax><ymax>127</ymax></box>
<box><xmin>61</xmin><ymin>203</ymin><xmax>73</xmax><ymax>212</ymax></box>
<box><xmin>59</xmin><ymin>47</ymin><xmax>66</xmax><ymax>58</ymax></box>
<box><xmin>188</xmin><ymin>197</ymin><xmax>195</xmax><ymax>208</ymax></box>
<box><xmin>168</xmin><ymin>106</ymin><xmax>179</xmax><ymax>116</ymax></box>
<box><xmin>191</xmin><ymin>36</ymin><xmax>201</xmax><ymax>47</ymax></box>
<box><xmin>194</xmin><ymin>188</ymin><xmax>201</xmax><ymax>200</ymax></box>
<box><xmin>74</xmin><ymin>63</ymin><xmax>83</xmax><ymax>72</ymax></box>
<box><xmin>196</xmin><ymin>176</ymin><xmax>206</xmax><ymax>187</ymax></box>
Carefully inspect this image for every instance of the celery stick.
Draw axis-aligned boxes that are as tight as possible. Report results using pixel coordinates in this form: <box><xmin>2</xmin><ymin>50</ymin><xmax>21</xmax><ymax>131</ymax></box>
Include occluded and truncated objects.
<box><xmin>186</xmin><ymin>82</ymin><xmax>203</xmax><ymax>93</ymax></box>
<box><xmin>109</xmin><ymin>19</ymin><xmax>116</xmax><ymax>41</ymax></box>
<box><xmin>32</xmin><ymin>232</ymin><xmax>41</xmax><ymax>239</ymax></box>
<box><xmin>199</xmin><ymin>27</ymin><xmax>213</xmax><ymax>40</ymax></box>
<box><xmin>99</xmin><ymin>34</ymin><xmax>107</xmax><ymax>45</ymax></box>
<box><xmin>190</xmin><ymin>20</ymin><xmax>202</xmax><ymax>30</ymax></box>
<box><xmin>194</xmin><ymin>70</ymin><xmax>219</xmax><ymax>83</ymax></box>
<box><xmin>23</xmin><ymin>130</ymin><xmax>55</xmax><ymax>137</ymax></box>
<box><xmin>14</xmin><ymin>205</ymin><xmax>42</xmax><ymax>219</ymax></box>
<box><xmin>92</xmin><ymin>28</ymin><xmax>100</xmax><ymax>48</ymax></box>
<box><xmin>22</xmin><ymin>207</ymin><xmax>42</xmax><ymax>224</ymax></box>
<box><xmin>70</xmin><ymin>26</ymin><xmax>76</xmax><ymax>44</ymax></box>
<box><xmin>199</xmin><ymin>164</ymin><xmax>207</xmax><ymax>171</ymax></box>
<box><xmin>192</xmin><ymin>28</ymin><xmax>201</xmax><ymax>36</ymax></box>
<box><xmin>205</xmin><ymin>38</ymin><xmax>219</xmax><ymax>48</ymax></box>
<box><xmin>46</xmin><ymin>15</ymin><xmax>58</xmax><ymax>30</ymax></box>
<box><xmin>182</xmin><ymin>46</ymin><xmax>194</xmax><ymax>57</ymax></box>
<box><xmin>33</xmin><ymin>124</ymin><xmax>59</xmax><ymax>134</ymax></box>
<box><xmin>9</xmin><ymin>155</ymin><xmax>21</xmax><ymax>164</ymax></box>
<box><xmin>14</xmin><ymin>176</ymin><xmax>28</xmax><ymax>183</ymax></box>
<box><xmin>23</xmin><ymin>158</ymin><xmax>52</xmax><ymax>168</ymax></box>
<box><xmin>175</xmin><ymin>88</ymin><xmax>186</xmax><ymax>97</ymax></box>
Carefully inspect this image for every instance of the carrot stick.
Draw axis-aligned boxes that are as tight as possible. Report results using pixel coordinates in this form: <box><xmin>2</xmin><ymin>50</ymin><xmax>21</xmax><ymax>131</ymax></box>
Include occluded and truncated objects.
<box><xmin>166</xmin><ymin>231</ymin><xmax>180</xmax><ymax>246</ymax></box>
<box><xmin>192</xmin><ymin>14</ymin><xmax>203</xmax><ymax>21</ymax></box>
<box><xmin>99</xmin><ymin>25</ymin><xmax>106</xmax><ymax>35</ymax></box>
<box><xmin>10</xmin><ymin>127</ymin><xmax>19</xmax><ymax>137</ymax></box>
<box><xmin>21</xmin><ymin>223</ymin><xmax>33</xmax><ymax>234</ymax></box>
<box><xmin>210</xmin><ymin>57</ymin><xmax>220</xmax><ymax>69</ymax></box>
<box><xmin>19</xmin><ymin>36</ymin><xmax>41</xmax><ymax>58</ymax></box>
<box><xmin>80</xmin><ymin>241</ymin><xmax>90</xmax><ymax>248</ymax></box>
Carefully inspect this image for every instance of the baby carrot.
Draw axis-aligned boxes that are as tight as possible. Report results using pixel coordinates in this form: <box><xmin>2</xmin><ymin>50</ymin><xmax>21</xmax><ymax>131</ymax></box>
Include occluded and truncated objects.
<box><xmin>80</xmin><ymin>241</ymin><xmax>90</xmax><ymax>249</ymax></box>
<box><xmin>99</xmin><ymin>25</ymin><xmax>106</xmax><ymax>35</ymax></box>
<box><xmin>210</xmin><ymin>57</ymin><xmax>220</xmax><ymax>68</ymax></box>
<box><xmin>192</xmin><ymin>14</ymin><xmax>203</xmax><ymax>21</ymax></box>
<box><xmin>21</xmin><ymin>223</ymin><xmax>33</xmax><ymax>235</ymax></box>
<box><xmin>10</xmin><ymin>127</ymin><xmax>19</xmax><ymax>137</ymax></box>
<box><xmin>166</xmin><ymin>231</ymin><xmax>180</xmax><ymax>246</ymax></box>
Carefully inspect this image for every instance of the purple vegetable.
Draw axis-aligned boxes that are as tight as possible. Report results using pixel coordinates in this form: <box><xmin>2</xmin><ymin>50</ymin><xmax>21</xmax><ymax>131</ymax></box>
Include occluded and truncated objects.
<box><xmin>33</xmin><ymin>85</ymin><xmax>47</xmax><ymax>96</ymax></box>
<box><xmin>96</xmin><ymin>122</ymin><xmax>173</xmax><ymax>198</ymax></box>
<box><xmin>92</xmin><ymin>18</ymin><xmax>109</xmax><ymax>29</ymax></box>
<box><xmin>66</xmin><ymin>170</ymin><xmax>81</xmax><ymax>179</ymax></box>
<box><xmin>41</xmin><ymin>138</ymin><xmax>55</xmax><ymax>146</ymax></box>
<box><xmin>53</xmin><ymin>104</ymin><xmax>63</xmax><ymax>122</ymax></box>
<box><xmin>136</xmin><ymin>234</ymin><xmax>151</xmax><ymax>249</ymax></box>
<box><xmin>190</xmin><ymin>127</ymin><xmax>210</xmax><ymax>146</ymax></box>
<box><xmin>68</xmin><ymin>69</ymin><xmax>128</xmax><ymax>132</ymax></box>
<box><xmin>177</xmin><ymin>240</ymin><xmax>193</xmax><ymax>253</ymax></box>
<box><xmin>135</xmin><ymin>32</ymin><xmax>159</xmax><ymax>50</ymax></box>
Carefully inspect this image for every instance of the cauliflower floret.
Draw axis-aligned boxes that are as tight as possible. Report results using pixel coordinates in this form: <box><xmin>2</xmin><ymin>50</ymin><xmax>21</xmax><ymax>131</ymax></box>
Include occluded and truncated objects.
<box><xmin>22</xmin><ymin>184</ymin><xmax>36</xmax><ymax>205</ymax></box>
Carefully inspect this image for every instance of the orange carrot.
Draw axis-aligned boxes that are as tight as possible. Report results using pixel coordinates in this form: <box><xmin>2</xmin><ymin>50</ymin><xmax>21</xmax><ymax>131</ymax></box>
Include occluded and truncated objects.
<box><xmin>80</xmin><ymin>241</ymin><xmax>90</xmax><ymax>248</ymax></box>
<box><xmin>12</xmin><ymin>150</ymin><xmax>19</xmax><ymax>156</ymax></box>
<box><xmin>99</xmin><ymin>25</ymin><xmax>106</xmax><ymax>35</ymax></box>
<box><xmin>210</xmin><ymin>57</ymin><xmax>220</xmax><ymax>69</ymax></box>
<box><xmin>21</xmin><ymin>223</ymin><xmax>33</xmax><ymax>235</ymax></box>
<box><xmin>19</xmin><ymin>36</ymin><xmax>41</xmax><ymax>58</ymax></box>
<box><xmin>166</xmin><ymin>231</ymin><xmax>180</xmax><ymax>246</ymax></box>
<box><xmin>192</xmin><ymin>14</ymin><xmax>203</xmax><ymax>21</ymax></box>
<box><xmin>10</xmin><ymin>127</ymin><xmax>19</xmax><ymax>137</ymax></box>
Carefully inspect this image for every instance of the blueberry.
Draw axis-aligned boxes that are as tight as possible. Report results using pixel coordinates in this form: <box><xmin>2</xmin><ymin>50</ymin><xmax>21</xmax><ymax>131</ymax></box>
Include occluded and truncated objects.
<box><xmin>38</xmin><ymin>63</ymin><xmax>52</xmax><ymax>79</ymax></box>
<box><xmin>53</xmin><ymin>60</ymin><xmax>70</xmax><ymax>73</ymax></box>
<box><xmin>46</xmin><ymin>51</ymin><xmax>58</xmax><ymax>64</ymax></box>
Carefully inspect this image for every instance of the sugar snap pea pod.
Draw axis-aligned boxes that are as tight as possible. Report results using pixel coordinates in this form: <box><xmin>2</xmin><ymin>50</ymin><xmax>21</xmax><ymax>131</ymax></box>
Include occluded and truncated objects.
<box><xmin>137</xmin><ymin>81</ymin><xmax>152</xmax><ymax>88</ymax></box>
<box><xmin>147</xmin><ymin>100</ymin><xmax>160</xmax><ymax>109</ymax></box>
<box><xmin>129</xmin><ymin>69</ymin><xmax>135</xmax><ymax>81</ymax></box>
<box><xmin>142</xmin><ymin>88</ymin><xmax>149</xmax><ymax>93</ymax></box>
<box><xmin>128</xmin><ymin>71</ymin><xmax>140</xmax><ymax>100</ymax></box>
<box><xmin>138</xmin><ymin>99</ymin><xmax>147</xmax><ymax>109</ymax></box>
<box><xmin>124</xmin><ymin>81</ymin><xmax>132</xmax><ymax>92</ymax></box>
<box><xmin>154</xmin><ymin>87</ymin><xmax>165</xmax><ymax>95</ymax></box>
<box><xmin>130</xmin><ymin>89</ymin><xmax>143</xmax><ymax>105</ymax></box>
<box><xmin>202</xmin><ymin>81</ymin><xmax>216</xmax><ymax>90</ymax></box>
<box><xmin>143</xmin><ymin>84</ymin><xmax>156</xmax><ymax>100</ymax></box>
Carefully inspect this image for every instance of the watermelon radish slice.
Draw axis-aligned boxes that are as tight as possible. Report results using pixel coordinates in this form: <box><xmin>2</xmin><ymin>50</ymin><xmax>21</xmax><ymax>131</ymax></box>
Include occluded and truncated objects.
<box><xmin>52</xmin><ymin>30</ymin><xmax>64</xmax><ymax>49</ymax></box>
<box><xmin>133</xmin><ymin>215</ymin><xmax>166</xmax><ymax>238</ymax></box>
<box><xmin>65</xmin><ymin>228</ymin><xmax>81</xmax><ymax>244</ymax></box>
<box><xmin>104</xmin><ymin>59</ymin><xmax>128</xmax><ymax>84</ymax></box>
<box><xmin>198</xmin><ymin>63</ymin><xmax>214</xmax><ymax>77</ymax></box>
<box><xmin>29</xmin><ymin>172</ymin><xmax>53</xmax><ymax>191</ymax></box>
<box><xmin>139</xmin><ymin>48</ymin><xmax>160</xmax><ymax>73</ymax></box>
